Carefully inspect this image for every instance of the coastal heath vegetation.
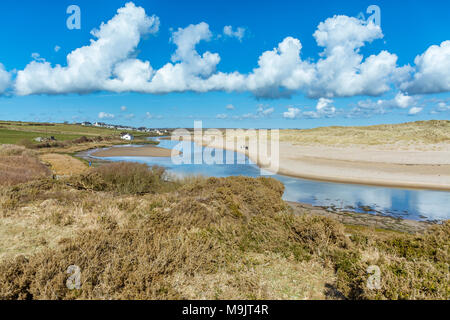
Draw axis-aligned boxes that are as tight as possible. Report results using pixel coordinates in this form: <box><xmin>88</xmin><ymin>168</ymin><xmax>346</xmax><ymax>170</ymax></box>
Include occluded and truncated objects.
<box><xmin>0</xmin><ymin>158</ymin><xmax>448</xmax><ymax>300</ymax></box>
<box><xmin>0</xmin><ymin>144</ymin><xmax>51</xmax><ymax>187</ymax></box>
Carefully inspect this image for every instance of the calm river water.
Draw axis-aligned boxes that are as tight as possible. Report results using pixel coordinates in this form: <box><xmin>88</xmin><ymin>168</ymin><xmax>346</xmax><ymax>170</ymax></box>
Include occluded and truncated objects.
<box><xmin>89</xmin><ymin>138</ymin><xmax>450</xmax><ymax>222</ymax></box>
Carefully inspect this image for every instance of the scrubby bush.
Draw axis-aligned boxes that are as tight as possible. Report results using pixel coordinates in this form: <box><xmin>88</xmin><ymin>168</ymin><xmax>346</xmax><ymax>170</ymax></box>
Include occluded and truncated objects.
<box><xmin>72</xmin><ymin>162</ymin><xmax>168</xmax><ymax>195</ymax></box>
<box><xmin>333</xmin><ymin>221</ymin><xmax>450</xmax><ymax>300</ymax></box>
<box><xmin>0</xmin><ymin>168</ymin><xmax>448</xmax><ymax>300</ymax></box>
<box><xmin>0</xmin><ymin>145</ymin><xmax>51</xmax><ymax>186</ymax></box>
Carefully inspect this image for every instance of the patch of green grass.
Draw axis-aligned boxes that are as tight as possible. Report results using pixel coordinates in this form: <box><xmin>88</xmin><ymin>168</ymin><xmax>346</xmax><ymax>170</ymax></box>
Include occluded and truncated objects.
<box><xmin>0</xmin><ymin>128</ymin><xmax>84</xmax><ymax>144</ymax></box>
<box><xmin>0</xmin><ymin>121</ymin><xmax>154</xmax><ymax>145</ymax></box>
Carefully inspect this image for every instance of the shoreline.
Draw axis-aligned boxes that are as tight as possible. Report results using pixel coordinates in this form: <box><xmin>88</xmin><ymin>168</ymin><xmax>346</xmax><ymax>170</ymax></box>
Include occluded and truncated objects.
<box><xmin>90</xmin><ymin>145</ymin><xmax>177</xmax><ymax>158</ymax></box>
<box><xmin>288</xmin><ymin>202</ymin><xmax>432</xmax><ymax>234</ymax></box>
<box><xmin>74</xmin><ymin>144</ymin><xmax>445</xmax><ymax>226</ymax></box>
<box><xmin>82</xmin><ymin>138</ymin><xmax>450</xmax><ymax>191</ymax></box>
<box><xmin>188</xmin><ymin>137</ymin><xmax>450</xmax><ymax>192</ymax></box>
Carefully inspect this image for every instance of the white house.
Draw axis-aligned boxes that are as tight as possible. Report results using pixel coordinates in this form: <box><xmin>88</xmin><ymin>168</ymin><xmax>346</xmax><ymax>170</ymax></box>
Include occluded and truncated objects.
<box><xmin>121</xmin><ymin>133</ymin><xmax>134</xmax><ymax>141</ymax></box>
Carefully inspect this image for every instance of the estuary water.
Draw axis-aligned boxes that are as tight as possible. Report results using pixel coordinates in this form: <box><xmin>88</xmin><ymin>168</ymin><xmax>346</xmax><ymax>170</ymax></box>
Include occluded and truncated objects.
<box><xmin>89</xmin><ymin>138</ymin><xmax>450</xmax><ymax>222</ymax></box>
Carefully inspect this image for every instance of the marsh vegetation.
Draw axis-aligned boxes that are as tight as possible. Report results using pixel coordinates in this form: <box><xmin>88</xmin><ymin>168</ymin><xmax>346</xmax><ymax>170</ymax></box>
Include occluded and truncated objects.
<box><xmin>0</xmin><ymin>152</ymin><xmax>448</xmax><ymax>300</ymax></box>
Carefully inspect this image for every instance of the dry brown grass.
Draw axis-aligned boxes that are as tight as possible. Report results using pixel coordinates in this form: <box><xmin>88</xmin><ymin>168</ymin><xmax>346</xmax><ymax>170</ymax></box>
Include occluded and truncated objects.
<box><xmin>40</xmin><ymin>154</ymin><xmax>87</xmax><ymax>176</ymax></box>
<box><xmin>71</xmin><ymin>162</ymin><xmax>170</xmax><ymax>195</ymax></box>
<box><xmin>0</xmin><ymin>145</ymin><xmax>51</xmax><ymax>187</ymax></box>
<box><xmin>0</xmin><ymin>163</ymin><xmax>448</xmax><ymax>300</ymax></box>
<box><xmin>280</xmin><ymin>120</ymin><xmax>450</xmax><ymax>146</ymax></box>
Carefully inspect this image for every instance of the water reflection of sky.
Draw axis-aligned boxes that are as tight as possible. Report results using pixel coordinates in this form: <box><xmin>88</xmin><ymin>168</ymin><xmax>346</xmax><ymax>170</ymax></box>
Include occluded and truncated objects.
<box><xmin>90</xmin><ymin>138</ymin><xmax>450</xmax><ymax>222</ymax></box>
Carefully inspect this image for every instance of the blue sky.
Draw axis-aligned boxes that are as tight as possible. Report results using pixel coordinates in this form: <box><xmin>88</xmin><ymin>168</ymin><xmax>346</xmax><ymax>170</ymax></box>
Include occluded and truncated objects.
<box><xmin>0</xmin><ymin>0</ymin><xmax>448</xmax><ymax>128</ymax></box>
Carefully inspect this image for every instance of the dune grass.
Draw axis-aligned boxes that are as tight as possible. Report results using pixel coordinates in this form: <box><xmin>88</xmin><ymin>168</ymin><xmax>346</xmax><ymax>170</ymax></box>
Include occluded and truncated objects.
<box><xmin>0</xmin><ymin>161</ymin><xmax>448</xmax><ymax>300</ymax></box>
<box><xmin>280</xmin><ymin>120</ymin><xmax>450</xmax><ymax>146</ymax></box>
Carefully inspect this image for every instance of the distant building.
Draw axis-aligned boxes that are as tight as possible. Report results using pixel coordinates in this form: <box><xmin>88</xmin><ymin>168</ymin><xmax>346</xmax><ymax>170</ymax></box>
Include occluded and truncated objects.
<box><xmin>34</xmin><ymin>136</ymin><xmax>56</xmax><ymax>143</ymax></box>
<box><xmin>121</xmin><ymin>133</ymin><xmax>134</xmax><ymax>141</ymax></box>
<box><xmin>81</xmin><ymin>122</ymin><xmax>92</xmax><ymax>126</ymax></box>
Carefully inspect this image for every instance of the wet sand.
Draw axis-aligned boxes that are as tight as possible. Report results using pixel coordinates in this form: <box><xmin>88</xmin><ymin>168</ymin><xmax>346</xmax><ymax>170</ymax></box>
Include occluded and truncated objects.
<box><xmin>92</xmin><ymin>145</ymin><xmax>176</xmax><ymax>158</ymax></box>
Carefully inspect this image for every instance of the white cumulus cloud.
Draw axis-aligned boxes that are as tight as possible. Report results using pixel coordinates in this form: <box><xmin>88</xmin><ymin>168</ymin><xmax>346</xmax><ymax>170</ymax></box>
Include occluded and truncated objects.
<box><xmin>98</xmin><ymin>112</ymin><xmax>115</xmax><ymax>119</ymax></box>
<box><xmin>408</xmin><ymin>107</ymin><xmax>423</xmax><ymax>115</ymax></box>
<box><xmin>216</xmin><ymin>113</ymin><xmax>228</xmax><ymax>119</ymax></box>
<box><xmin>15</xmin><ymin>2</ymin><xmax>160</xmax><ymax>95</ymax></box>
<box><xmin>303</xmin><ymin>98</ymin><xmax>337</xmax><ymax>118</ymax></box>
<box><xmin>223</xmin><ymin>26</ymin><xmax>246</xmax><ymax>41</ymax></box>
<box><xmin>393</xmin><ymin>92</ymin><xmax>415</xmax><ymax>109</ymax></box>
<box><xmin>401</xmin><ymin>41</ymin><xmax>450</xmax><ymax>94</ymax></box>
<box><xmin>283</xmin><ymin>107</ymin><xmax>301</xmax><ymax>119</ymax></box>
<box><xmin>9</xmin><ymin>3</ymin><xmax>449</xmax><ymax>101</ymax></box>
<box><xmin>0</xmin><ymin>63</ymin><xmax>11</xmax><ymax>93</ymax></box>
<box><xmin>434</xmin><ymin>102</ymin><xmax>450</xmax><ymax>112</ymax></box>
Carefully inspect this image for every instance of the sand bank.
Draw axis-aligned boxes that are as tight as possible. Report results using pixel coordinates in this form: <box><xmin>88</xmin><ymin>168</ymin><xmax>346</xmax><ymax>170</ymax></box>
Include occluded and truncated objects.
<box><xmin>177</xmin><ymin>134</ymin><xmax>450</xmax><ymax>191</ymax></box>
<box><xmin>269</xmin><ymin>142</ymin><xmax>450</xmax><ymax>191</ymax></box>
<box><xmin>92</xmin><ymin>145</ymin><xmax>176</xmax><ymax>158</ymax></box>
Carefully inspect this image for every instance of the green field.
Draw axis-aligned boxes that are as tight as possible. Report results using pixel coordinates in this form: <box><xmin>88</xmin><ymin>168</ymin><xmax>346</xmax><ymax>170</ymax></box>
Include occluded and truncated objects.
<box><xmin>0</xmin><ymin>121</ymin><xmax>150</xmax><ymax>144</ymax></box>
<box><xmin>0</xmin><ymin>128</ymin><xmax>85</xmax><ymax>144</ymax></box>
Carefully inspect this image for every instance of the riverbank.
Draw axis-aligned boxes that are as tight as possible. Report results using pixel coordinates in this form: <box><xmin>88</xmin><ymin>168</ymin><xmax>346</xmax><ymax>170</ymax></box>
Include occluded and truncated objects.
<box><xmin>288</xmin><ymin>202</ymin><xmax>431</xmax><ymax>234</ymax></box>
<box><xmin>91</xmin><ymin>145</ymin><xmax>177</xmax><ymax>158</ymax></box>
<box><xmin>184</xmin><ymin>135</ymin><xmax>450</xmax><ymax>191</ymax></box>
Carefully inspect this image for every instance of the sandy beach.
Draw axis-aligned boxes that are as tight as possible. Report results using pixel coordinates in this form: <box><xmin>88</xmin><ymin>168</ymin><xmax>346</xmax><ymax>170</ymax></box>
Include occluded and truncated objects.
<box><xmin>92</xmin><ymin>145</ymin><xmax>176</xmax><ymax>158</ymax></box>
<box><xmin>267</xmin><ymin>142</ymin><xmax>450</xmax><ymax>191</ymax></box>
<box><xmin>175</xmin><ymin>131</ymin><xmax>450</xmax><ymax>191</ymax></box>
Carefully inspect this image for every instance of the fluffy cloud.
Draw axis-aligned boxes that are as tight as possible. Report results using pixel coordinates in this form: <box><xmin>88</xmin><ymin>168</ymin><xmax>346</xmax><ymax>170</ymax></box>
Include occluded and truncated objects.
<box><xmin>246</xmin><ymin>37</ymin><xmax>315</xmax><ymax>98</ymax></box>
<box><xmin>283</xmin><ymin>107</ymin><xmax>301</xmax><ymax>119</ymax></box>
<box><xmin>430</xmin><ymin>102</ymin><xmax>450</xmax><ymax>114</ymax></box>
<box><xmin>233</xmin><ymin>105</ymin><xmax>274</xmax><ymax>120</ymax></box>
<box><xmin>257</xmin><ymin>104</ymin><xmax>274</xmax><ymax>116</ymax></box>
<box><xmin>145</xmin><ymin>112</ymin><xmax>163</xmax><ymax>119</ymax></box>
<box><xmin>225</xmin><ymin>104</ymin><xmax>235</xmax><ymax>110</ymax></box>
<box><xmin>308</xmin><ymin>16</ymin><xmax>400</xmax><ymax>98</ymax></box>
<box><xmin>401</xmin><ymin>41</ymin><xmax>450</xmax><ymax>94</ymax></box>
<box><xmin>347</xmin><ymin>99</ymin><xmax>387</xmax><ymax>118</ymax></box>
<box><xmin>408</xmin><ymin>107</ymin><xmax>423</xmax><ymax>115</ymax></box>
<box><xmin>350</xmin><ymin>92</ymin><xmax>417</xmax><ymax>117</ymax></box>
<box><xmin>216</xmin><ymin>113</ymin><xmax>228</xmax><ymax>119</ymax></box>
<box><xmin>98</xmin><ymin>112</ymin><xmax>115</xmax><ymax>119</ymax></box>
<box><xmin>15</xmin><ymin>2</ymin><xmax>160</xmax><ymax>95</ymax></box>
<box><xmin>9</xmin><ymin>2</ymin><xmax>449</xmax><ymax>100</ymax></box>
<box><xmin>145</xmin><ymin>22</ymin><xmax>225</xmax><ymax>93</ymax></box>
<box><xmin>0</xmin><ymin>63</ymin><xmax>11</xmax><ymax>93</ymax></box>
<box><xmin>283</xmin><ymin>98</ymin><xmax>337</xmax><ymax>119</ymax></box>
<box><xmin>393</xmin><ymin>93</ymin><xmax>415</xmax><ymax>109</ymax></box>
<box><xmin>303</xmin><ymin>98</ymin><xmax>337</xmax><ymax>118</ymax></box>
<box><xmin>121</xmin><ymin>105</ymin><xmax>127</xmax><ymax>111</ymax></box>
<box><xmin>223</xmin><ymin>26</ymin><xmax>246</xmax><ymax>41</ymax></box>
<box><xmin>436</xmin><ymin>102</ymin><xmax>450</xmax><ymax>112</ymax></box>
